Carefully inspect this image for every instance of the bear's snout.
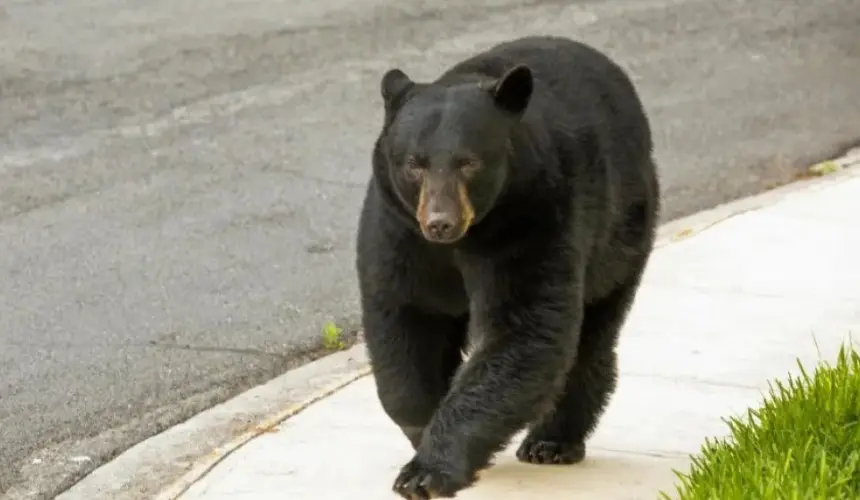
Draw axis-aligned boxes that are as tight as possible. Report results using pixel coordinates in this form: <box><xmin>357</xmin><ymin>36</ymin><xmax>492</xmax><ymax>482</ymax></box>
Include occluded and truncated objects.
<box><xmin>416</xmin><ymin>177</ymin><xmax>474</xmax><ymax>244</ymax></box>
<box><xmin>425</xmin><ymin>211</ymin><xmax>459</xmax><ymax>242</ymax></box>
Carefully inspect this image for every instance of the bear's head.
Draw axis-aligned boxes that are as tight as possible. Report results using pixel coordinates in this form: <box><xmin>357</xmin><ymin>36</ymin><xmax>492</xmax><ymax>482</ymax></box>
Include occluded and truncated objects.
<box><xmin>375</xmin><ymin>64</ymin><xmax>533</xmax><ymax>244</ymax></box>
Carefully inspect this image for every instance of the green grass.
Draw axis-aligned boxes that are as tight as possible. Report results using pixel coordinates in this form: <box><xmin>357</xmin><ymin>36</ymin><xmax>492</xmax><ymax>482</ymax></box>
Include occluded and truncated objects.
<box><xmin>662</xmin><ymin>344</ymin><xmax>860</xmax><ymax>500</ymax></box>
<box><xmin>321</xmin><ymin>320</ymin><xmax>346</xmax><ymax>351</ymax></box>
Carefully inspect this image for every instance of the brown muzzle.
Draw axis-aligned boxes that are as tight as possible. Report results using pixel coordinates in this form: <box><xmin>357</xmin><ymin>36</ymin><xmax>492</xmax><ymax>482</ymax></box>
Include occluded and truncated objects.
<box><xmin>416</xmin><ymin>173</ymin><xmax>475</xmax><ymax>243</ymax></box>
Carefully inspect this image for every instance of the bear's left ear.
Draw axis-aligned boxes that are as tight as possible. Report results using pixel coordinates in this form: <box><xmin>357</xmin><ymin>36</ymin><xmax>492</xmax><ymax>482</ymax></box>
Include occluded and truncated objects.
<box><xmin>380</xmin><ymin>68</ymin><xmax>414</xmax><ymax>104</ymax></box>
<box><xmin>490</xmin><ymin>64</ymin><xmax>533</xmax><ymax>116</ymax></box>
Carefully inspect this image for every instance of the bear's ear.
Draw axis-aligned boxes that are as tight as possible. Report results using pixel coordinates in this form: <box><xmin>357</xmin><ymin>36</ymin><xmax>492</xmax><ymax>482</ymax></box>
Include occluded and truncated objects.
<box><xmin>380</xmin><ymin>68</ymin><xmax>414</xmax><ymax>104</ymax></box>
<box><xmin>490</xmin><ymin>64</ymin><xmax>533</xmax><ymax>116</ymax></box>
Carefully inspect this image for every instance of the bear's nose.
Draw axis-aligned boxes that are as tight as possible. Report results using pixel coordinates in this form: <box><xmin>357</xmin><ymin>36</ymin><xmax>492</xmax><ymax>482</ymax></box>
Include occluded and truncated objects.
<box><xmin>426</xmin><ymin>213</ymin><xmax>456</xmax><ymax>240</ymax></box>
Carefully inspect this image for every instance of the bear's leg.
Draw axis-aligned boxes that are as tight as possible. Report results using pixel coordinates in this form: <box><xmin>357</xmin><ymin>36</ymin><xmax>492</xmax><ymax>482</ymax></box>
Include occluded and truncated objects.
<box><xmin>364</xmin><ymin>306</ymin><xmax>468</xmax><ymax>449</ymax></box>
<box><xmin>516</xmin><ymin>274</ymin><xmax>644</xmax><ymax>465</ymax></box>
<box><xmin>392</xmin><ymin>257</ymin><xmax>586</xmax><ymax>499</ymax></box>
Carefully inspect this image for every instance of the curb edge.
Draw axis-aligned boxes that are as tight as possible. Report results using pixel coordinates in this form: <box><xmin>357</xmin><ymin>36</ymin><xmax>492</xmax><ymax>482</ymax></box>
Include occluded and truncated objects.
<box><xmin>655</xmin><ymin>162</ymin><xmax>860</xmax><ymax>247</ymax></box>
<box><xmin>155</xmin><ymin>356</ymin><xmax>371</xmax><ymax>500</ymax></box>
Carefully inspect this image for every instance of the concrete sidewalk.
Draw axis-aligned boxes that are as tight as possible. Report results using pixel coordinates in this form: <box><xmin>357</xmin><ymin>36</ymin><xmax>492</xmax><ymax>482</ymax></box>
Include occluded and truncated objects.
<box><xmin>165</xmin><ymin>167</ymin><xmax>860</xmax><ymax>500</ymax></box>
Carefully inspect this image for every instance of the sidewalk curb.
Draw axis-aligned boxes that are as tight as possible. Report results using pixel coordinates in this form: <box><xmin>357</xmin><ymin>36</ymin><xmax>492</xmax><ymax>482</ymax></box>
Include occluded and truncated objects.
<box><xmin>655</xmin><ymin>153</ymin><xmax>860</xmax><ymax>247</ymax></box>
<box><xmin>155</xmin><ymin>347</ymin><xmax>371</xmax><ymax>500</ymax></box>
<box><xmin>57</xmin><ymin>344</ymin><xmax>370</xmax><ymax>500</ymax></box>
<box><xmin>155</xmin><ymin>348</ymin><xmax>371</xmax><ymax>500</ymax></box>
<box><xmin>65</xmin><ymin>154</ymin><xmax>859</xmax><ymax>500</ymax></box>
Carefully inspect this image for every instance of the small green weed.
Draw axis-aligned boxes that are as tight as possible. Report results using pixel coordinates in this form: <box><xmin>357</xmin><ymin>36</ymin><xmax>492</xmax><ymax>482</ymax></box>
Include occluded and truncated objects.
<box><xmin>807</xmin><ymin>160</ymin><xmax>843</xmax><ymax>177</ymax></box>
<box><xmin>321</xmin><ymin>321</ymin><xmax>346</xmax><ymax>351</ymax></box>
<box><xmin>662</xmin><ymin>344</ymin><xmax>860</xmax><ymax>500</ymax></box>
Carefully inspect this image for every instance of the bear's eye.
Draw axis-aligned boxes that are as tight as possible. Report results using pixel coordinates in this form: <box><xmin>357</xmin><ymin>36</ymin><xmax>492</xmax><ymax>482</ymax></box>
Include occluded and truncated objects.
<box><xmin>404</xmin><ymin>156</ymin><xmax>426</xmax><ymax>181</ymax></box>
<box><xmin>455</xmin><ymin>157</ymin><xmax>481</xmax><ymax>177</ymax></box>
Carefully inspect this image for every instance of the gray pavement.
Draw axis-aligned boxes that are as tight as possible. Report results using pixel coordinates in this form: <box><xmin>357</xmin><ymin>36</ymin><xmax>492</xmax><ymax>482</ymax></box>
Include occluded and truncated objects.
<box><xmin>170</xmin><ymin>166</ymin><xmax>860</xmax><ymax>500</ymax></box>
<box><xmin>1</xmin><ymin>0</ymin><xmax>859</xmax><ymax>497</ymax></box>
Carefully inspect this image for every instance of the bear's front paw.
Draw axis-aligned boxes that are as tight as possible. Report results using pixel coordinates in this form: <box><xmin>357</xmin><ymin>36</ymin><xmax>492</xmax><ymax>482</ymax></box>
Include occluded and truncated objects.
<box><xmin>516</xmin><ymin>436</ymin><xmax>585</xmax><ymax>465</ymax></box>
<box><xmin>392</xmin><ymin>454</ymin><xmax>475</xmax><ymax>499</ymax></box>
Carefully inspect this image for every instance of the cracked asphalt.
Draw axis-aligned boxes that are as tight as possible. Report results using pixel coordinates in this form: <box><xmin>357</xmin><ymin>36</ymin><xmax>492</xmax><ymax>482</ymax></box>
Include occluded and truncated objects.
<box><xmin>1</xmin><ymin>0</ymin><xmax>858</xmax><ymax>497</ymax></box>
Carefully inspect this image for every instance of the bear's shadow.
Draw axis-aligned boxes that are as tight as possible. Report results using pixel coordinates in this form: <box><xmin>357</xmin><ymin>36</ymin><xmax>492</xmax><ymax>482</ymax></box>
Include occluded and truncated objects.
<box><xmin>447</xmin><ymin>446</ymin><xmax>686</xmax><ymax>499</ymax></box>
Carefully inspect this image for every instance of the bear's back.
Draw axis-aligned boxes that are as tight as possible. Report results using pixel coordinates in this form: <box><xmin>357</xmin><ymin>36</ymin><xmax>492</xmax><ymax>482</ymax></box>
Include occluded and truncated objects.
<box><xmin>440</xmin><ymin>37</ymin><xmax>647</xmax><ymax>134</ymax></box>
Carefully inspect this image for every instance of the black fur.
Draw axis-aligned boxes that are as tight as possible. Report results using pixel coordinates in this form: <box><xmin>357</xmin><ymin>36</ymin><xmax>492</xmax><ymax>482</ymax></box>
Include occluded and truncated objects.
<box><xmin>356</xmin><ymin>35</ymin><xmax>660</xmax><ymax>499</ymax></box>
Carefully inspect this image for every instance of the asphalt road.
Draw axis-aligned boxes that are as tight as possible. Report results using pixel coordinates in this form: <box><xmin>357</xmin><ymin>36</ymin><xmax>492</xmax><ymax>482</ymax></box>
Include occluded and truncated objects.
<box><xmin>1</xmin><ymin>0</ymin><xmax>858</xmax><ymax>497</ymax></box>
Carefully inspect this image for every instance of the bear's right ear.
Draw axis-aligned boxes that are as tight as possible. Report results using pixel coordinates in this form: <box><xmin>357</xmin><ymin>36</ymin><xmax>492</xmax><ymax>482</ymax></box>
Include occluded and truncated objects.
<box><xmin>380</xmin><ymin>68</ymin><xmax>414</xmax><ymax>104</ymax></box>
<box><xmin>489</xmin><ymin>64</ymin><xmax>533</xmax><ymax>116</ymax></box>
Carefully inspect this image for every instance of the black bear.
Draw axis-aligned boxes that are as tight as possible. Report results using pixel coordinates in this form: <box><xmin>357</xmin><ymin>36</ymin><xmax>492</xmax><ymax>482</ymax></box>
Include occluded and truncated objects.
<box><xmin>355</xmin><ymin>35</ymin><xmax>660</xmax><ymax>499</ymax></box>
